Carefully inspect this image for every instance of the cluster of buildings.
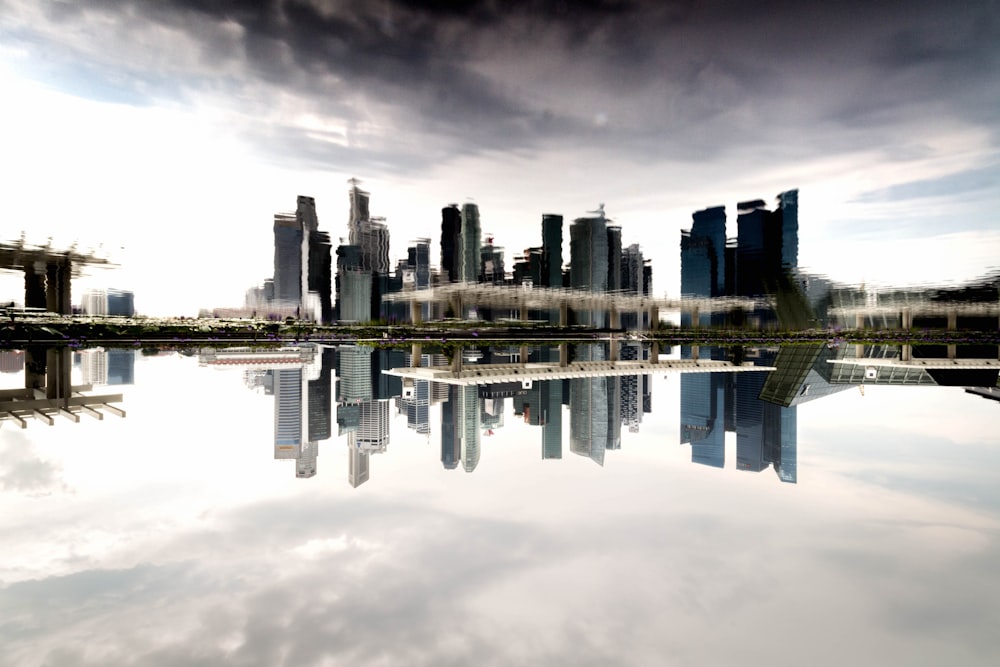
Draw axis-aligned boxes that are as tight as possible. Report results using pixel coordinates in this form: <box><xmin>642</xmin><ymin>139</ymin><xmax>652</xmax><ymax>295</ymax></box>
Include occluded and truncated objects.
<box><xmin>243</xmin><ymin>180</ymin><xmax>652</xmax><ymax>324</ymax></box>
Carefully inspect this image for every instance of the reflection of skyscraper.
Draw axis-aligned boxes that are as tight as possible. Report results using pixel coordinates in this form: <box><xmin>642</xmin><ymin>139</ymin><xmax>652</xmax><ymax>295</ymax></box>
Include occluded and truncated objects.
<box><xmin>620</xmin><ymin>343</ymin><xmax>643</xmax><ymax>434</ymax></box>
<box><xmin>348</xmin><ymin>433</ymin><xmax>370</xmax><ymax>488</ymax></box>
<box><xmin>459</xmin><ymin>385</ymin><xmax>481</xmax><ymax>472</ymax></box>
<box><xmin>569</xmin><ymin>344</ymin><xmax>608</xmax><ymax>466</ymax></box>
<box><xmin>338</xmin><ymin>345</ymin><xmax>373</xmax><ymax>401</ymax></box>
<box><xmin>357</xmin><ymin>400</ymin><xmax>390</xmax><ymax>453</ymax></box>
<box><xmin>679</xmin><ymin>348</ymin><xmax>727</xmax><ymax>468</ymax></box>
<box><xmin>542</xmin><ymin>380</ymin><xmax>563</xmax><ymax>459</ymax></box>
<box><xmin>274</xmin><ymin>368</ymin><xmax>303</xmax><ymax>460</ymax></box>
<box><xmin>441</xmin><ymin>384</ymin><xmax>460</xmax><ymax>469</ymax></box>
<box><xmin>734</xmin><ymin>349</ymin><xmax>796</xmax><ymax>481</ymax></box>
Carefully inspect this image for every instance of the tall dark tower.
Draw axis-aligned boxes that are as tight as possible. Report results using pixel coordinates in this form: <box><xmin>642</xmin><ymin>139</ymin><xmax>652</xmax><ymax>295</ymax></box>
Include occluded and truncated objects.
<box><xmin>541</xmin><ymin>214</ymin><xmax>563</xmax><ymax>288</ymax></box>
<box><xmin>441</xmin><ymin>205</ymin><xmax>462</xmax><ymax>283</ymax></box>
<box><xmin>273</xmin><ymin>212</ymin><xmax>302</xmax><ymax>305</ymax></box>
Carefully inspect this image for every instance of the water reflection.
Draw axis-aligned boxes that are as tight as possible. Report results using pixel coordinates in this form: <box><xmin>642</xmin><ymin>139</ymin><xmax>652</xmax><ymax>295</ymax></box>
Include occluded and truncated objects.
<box><xmin>109</xmin><ymin>339</ymin><xmax>987</xmax><ymax>486</ymax></box>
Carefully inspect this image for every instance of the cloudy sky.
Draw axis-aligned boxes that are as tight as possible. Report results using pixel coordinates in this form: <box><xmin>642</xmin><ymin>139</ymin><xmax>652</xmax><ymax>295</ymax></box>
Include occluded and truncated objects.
<box><xmin>1</xmin><ymin>0</ymin><xmax>998</xmax><ymax>314</ymax></box>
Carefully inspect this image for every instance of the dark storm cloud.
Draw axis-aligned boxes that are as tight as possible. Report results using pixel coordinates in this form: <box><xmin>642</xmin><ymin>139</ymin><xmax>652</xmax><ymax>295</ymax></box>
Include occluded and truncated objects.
<box><xmin>4</xmin><ymin>0</ymin><xmax>999</xmax><ymax>170</ymax></box>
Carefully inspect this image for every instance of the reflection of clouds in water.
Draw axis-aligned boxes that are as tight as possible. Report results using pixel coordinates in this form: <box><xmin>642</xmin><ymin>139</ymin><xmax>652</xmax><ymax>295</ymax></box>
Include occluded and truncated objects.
<box><xmin>0</xmin><ymin>435</ymin><xmax>68</xmax><ymax>497</ymax></box>
<box><xmin>2</xmin><ymin>485</ymin><xmax>1000</xmax><ymax>666</ymax></box>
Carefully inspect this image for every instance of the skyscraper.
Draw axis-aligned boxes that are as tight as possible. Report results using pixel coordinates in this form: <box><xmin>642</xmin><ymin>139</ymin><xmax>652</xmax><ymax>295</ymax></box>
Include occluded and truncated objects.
<box><xmin>441</xmin><ymin>205</ymin><xmax>462</xmax><ymax>283</ymax></box>
<box><xmin>541</xmin><ymin>214</ymin><xmax>563</xmax><ymax>289</ymax></box>
<box><xmin>681</xmin><ymin>205</ymin><xmax>727</xmax><ymax>295</ymax></box>
<box><xmin>272</xmin><ymin>195</ymin><xmax>331</xmax><ymax>321</ymax></box>
<box><xmin>570</xmin><ymin>206</ymin><xmax>611</xmax><ymax>327</ymax></box>
<box><xmin>460</xmin><ymin>203</ymin><xmax>482</xmax><ymax>283</ymax></box>
<box><xmin>273</xmin><ymin>212</ymin><xmax>302</xmax><ymax>306</ymax></box>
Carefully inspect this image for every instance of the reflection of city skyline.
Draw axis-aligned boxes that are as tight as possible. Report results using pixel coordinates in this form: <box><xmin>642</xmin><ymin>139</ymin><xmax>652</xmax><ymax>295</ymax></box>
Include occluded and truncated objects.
<box><xmin>186</xmin><ymin>337</ymin><xmax>1000</xmax><ymax>488</ymax></box>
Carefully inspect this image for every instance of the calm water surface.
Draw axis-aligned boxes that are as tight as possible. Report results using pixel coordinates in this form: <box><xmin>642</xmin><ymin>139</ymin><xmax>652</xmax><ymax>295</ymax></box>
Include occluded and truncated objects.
<box><xmin>1</xmin><ymin>344</ymin><xmax>999</xmax><ymax>666</ymax></box>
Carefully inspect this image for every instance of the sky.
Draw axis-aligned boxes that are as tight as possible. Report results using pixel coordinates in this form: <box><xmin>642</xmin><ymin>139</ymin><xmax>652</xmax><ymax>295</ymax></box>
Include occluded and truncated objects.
<box><xmin>1</xmin><ymin>0</ymin><xmax>999</xmax><ymax>315</ymax></box>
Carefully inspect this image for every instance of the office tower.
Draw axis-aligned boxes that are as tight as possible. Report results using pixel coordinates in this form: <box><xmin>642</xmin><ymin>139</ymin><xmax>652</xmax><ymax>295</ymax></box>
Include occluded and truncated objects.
<box><xmin>541</xmin><ymin>214</ymin><xmax>563</xmax><ymax>288</ymax></box>
<box><xmin>274</xmin><ymin>367</ymin><xmax>303</xmax><ymax>460</ymax></box>
<box><xmin>347</xmin><ymin>434</ymin><xmax>371</xmax><ymax>487</ymax></box>
<box><xmin>441</xmin><ymin>205</ymin><xmax>462</xmax><ymax>283</ymax></box>
<box><xmin>460</xmin><ymin>203</ymin><xmax>482</xmax><ymax>283</ymax></box>
<box><xmin>679</xmin><ymin>359</ymin><xmax>726</xmax><ymax>468</ymax></box>
<box><xmin>605</xmin><ymin>373</ymin><xmax>622</xmax><ymax>450</ymax></box>
<box><xmin>307</xmin><ymin>348</ymin><xmax>334</xmax><ymax>442</ymax></box>
<box><xmin>355</xmin><ymin>216</ymin><xmax>390</xmax><ymax>275</ymax></box>
<box><xmin>542</xmin><ymin>380</ymin><xmax>563</xmax><ymax>459</ymax></box>
<box><xmin>348</xmin><ymin>178</ymin><xmax>370</xmax><ymax>239</ymax></box>
<box><xmin>734</xmin><ymin>191</ymin><xmax>798</xmax><ymax>299</ymax></box>
<box><xmin>308</xmin><ymin>230</ymin><xmax>333</xmax><ymax>324</ymax></box>
<box><xmin>570</xmin><ymin>206</ymin><xmax>610</xmax><ymax>293</ymax></box>
<box><xmin>406</xmin><ymin>238</ymin><xmax>431</xmax><ymax>290</ymax></box>
<box><xmin>606</xmin><ymin>225</ymin><xmax>622</xmax><ymax>293</ymax></box>
<box><xmin>297</xmin><ymin>441</ymin><xmax>318</xmax><ymax>479</ymax></box>
<box><xmin>79</xmin><ymin>348</ymin><xmax>108</xmax><ymax>385</ymax></box>
<box><xmin>570</xmin><ymin>206</ymin><xmax>611</xmax><ymax>327</ymax></box>
<box><xmin>81</xmin><ymin>288</ymin><xmax>108</xmax><ymax>316</ymax></box>
<box><xmin>681</xmin><ymin>205</ymin><xmax>727</xmax><ymax>299</ymax></box>
<box><xmin>272</xmin><ymin>195</ymin><xmax>330</xmax><ymax>321</ymax></box>
<box><xmin>106</xmin><ymin>289</ymin><xmax>135</xmax><ymax>316</ymax></box>
<box><xmin>357</xmin><ymin>400</ymin><xmax>390</xmax><ymax>453</ymax></box>
<box><xmin>441</xmin><ymin>385</ymin><xmax>460</xmax><ymax>469</ymax></box>
<box><xmin>273</xmin><ymin>212</ymin><xmax>302</xmax><ymax>305</ymax></box>
<box><xmin>479</xmin><ymin>237</ymin><xmax>505</xmax><ymax>285</ymax></box>
<box><xmin>621</xmin><ymin>244</ymin><xmax>648</xmax><ymax>328</ymax></box>
<box><xmin>481</xmin><ymin>396</ymin><xmax>504</xmax><ymax>431</ymax></box>
<box><xmin>458</xmin><ymin>384</ymin><xmax>481</xmax><ymax>472</ymax></box>
<box><xmin>337</xmin><ymin>345</ymin><xmax>373</xmax><ymax>401</ymax></box>
<box><xmin>106</xmin><ymin>348</ymin><xmax>135</xmax><ymax>385</ymax></box>
<box><xmin>396</xmin><ymin>377</ymin><xmax>430</xmax><ymax>434</ymax></box>
<box><xmin>335</xmin><ymin>244</ymin><xmax>371</xmax><ymax>322</ymax></box>
<box><xmin>619</xmin><ymin>342</ymin><xmax>643</xmax><ymax>434</ymax></box>
<box><xmin>569</xmin><ymin>344</ymin><xmax>608</xmax><ymax>466</ymax></box>
<box><xmin>735</xmin><ymin>199</ymin><xmax>770</xmax><ymax>298</ymax></box>
<box><xmin>776</xmin><ymin>189</ymin><xmax>799</xmax><ymax>273</ymax></box>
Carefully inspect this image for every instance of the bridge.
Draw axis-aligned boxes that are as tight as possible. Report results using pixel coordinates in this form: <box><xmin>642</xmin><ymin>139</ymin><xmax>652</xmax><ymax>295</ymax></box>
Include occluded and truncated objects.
<box><xmin>0</xmin><ymin>239</ymin><xmax>114</xmax><ymax>314</ymax></box>
<box><xmin>382</xmin><ymin>283</ymin><xmax>771</xmax><ymax>327</ymax></box>
<box><xmin>385</xmin><ymin>358</ymin><xmax>774</xmax><ymax>387</ymax></box>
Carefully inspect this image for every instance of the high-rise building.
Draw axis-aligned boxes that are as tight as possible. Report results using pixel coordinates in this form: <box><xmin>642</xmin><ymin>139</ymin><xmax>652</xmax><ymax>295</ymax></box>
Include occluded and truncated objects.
<box><xmin>570</xmin><ymin>206</ymin><xmax>611</xmax><ymax>327</ymax></box>
<box><xmin>335</xmin><ymin>244</ymin><xmax>371</xmax><ymax>323</ymax></box>
<box><xmin>569</xmin><ymin>343</ymin><xmax>608</xmax><ymax>466</ymax></box>
<box><xmin>460</xmin><ymin>203</ymin><xmax>482</xmax><ymax>283</ymax></box>
<box><xmin>272</xmin><ymin>195</ymin><xmax>331</xmax><ymax>321</ymax></box>
<box><xmin>273</xmin><ymin>212</ymin><xmax>302</xmax><ymax>306</ymax></box>
<box><xmin>681</xmin><ymin>205</ymin><xmax>727</xmax><ymax>299</ymax></box>
<box><xmin>441</xmin><ymin>384</ymin><xmax>460</xmax><ymax>469</ymax></box>
<box><xmin>348</xmin><ymin>178</ymin><xmax>370</xmax><ymax>238</ymax></box>
<box><xmin>570</xmin><ymin>206</ymin><xmax>610</xmax><ymax>293</ymax></box>
<box><xmin>479</xmin><ymin>237</ymin><xmax>505</xmax><ymax>285</ymax></box>
<box><xmin>273</xmin><ymin>367</ymin><xmax>303</xmax><ymax>460</ymax></box>
<box><xmin>541</xmin><ymin>214</ymin><xmax>563</xmax><ymax>288</ymax></box>
<box><xmin>441</xmin><ymin>205</ymin><xmax>462</xmax><ymax>283</ymax></box>
<box><xmin>606</xmin><ymin>225</ymin><xmax>622</xmax><ymax>293</ymax></box>
<box><xmin>348</xmin><ymin>434</ymin><xmax>371</xmax><ymax>488</ymax></box>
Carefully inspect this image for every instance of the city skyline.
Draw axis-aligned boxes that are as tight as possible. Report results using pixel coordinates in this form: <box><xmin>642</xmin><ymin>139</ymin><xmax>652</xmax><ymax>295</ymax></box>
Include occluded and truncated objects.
<box><xmin>1</xmin><ymin>1</ymin><xmax>998</xmax><ymax>315</ymax></box>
